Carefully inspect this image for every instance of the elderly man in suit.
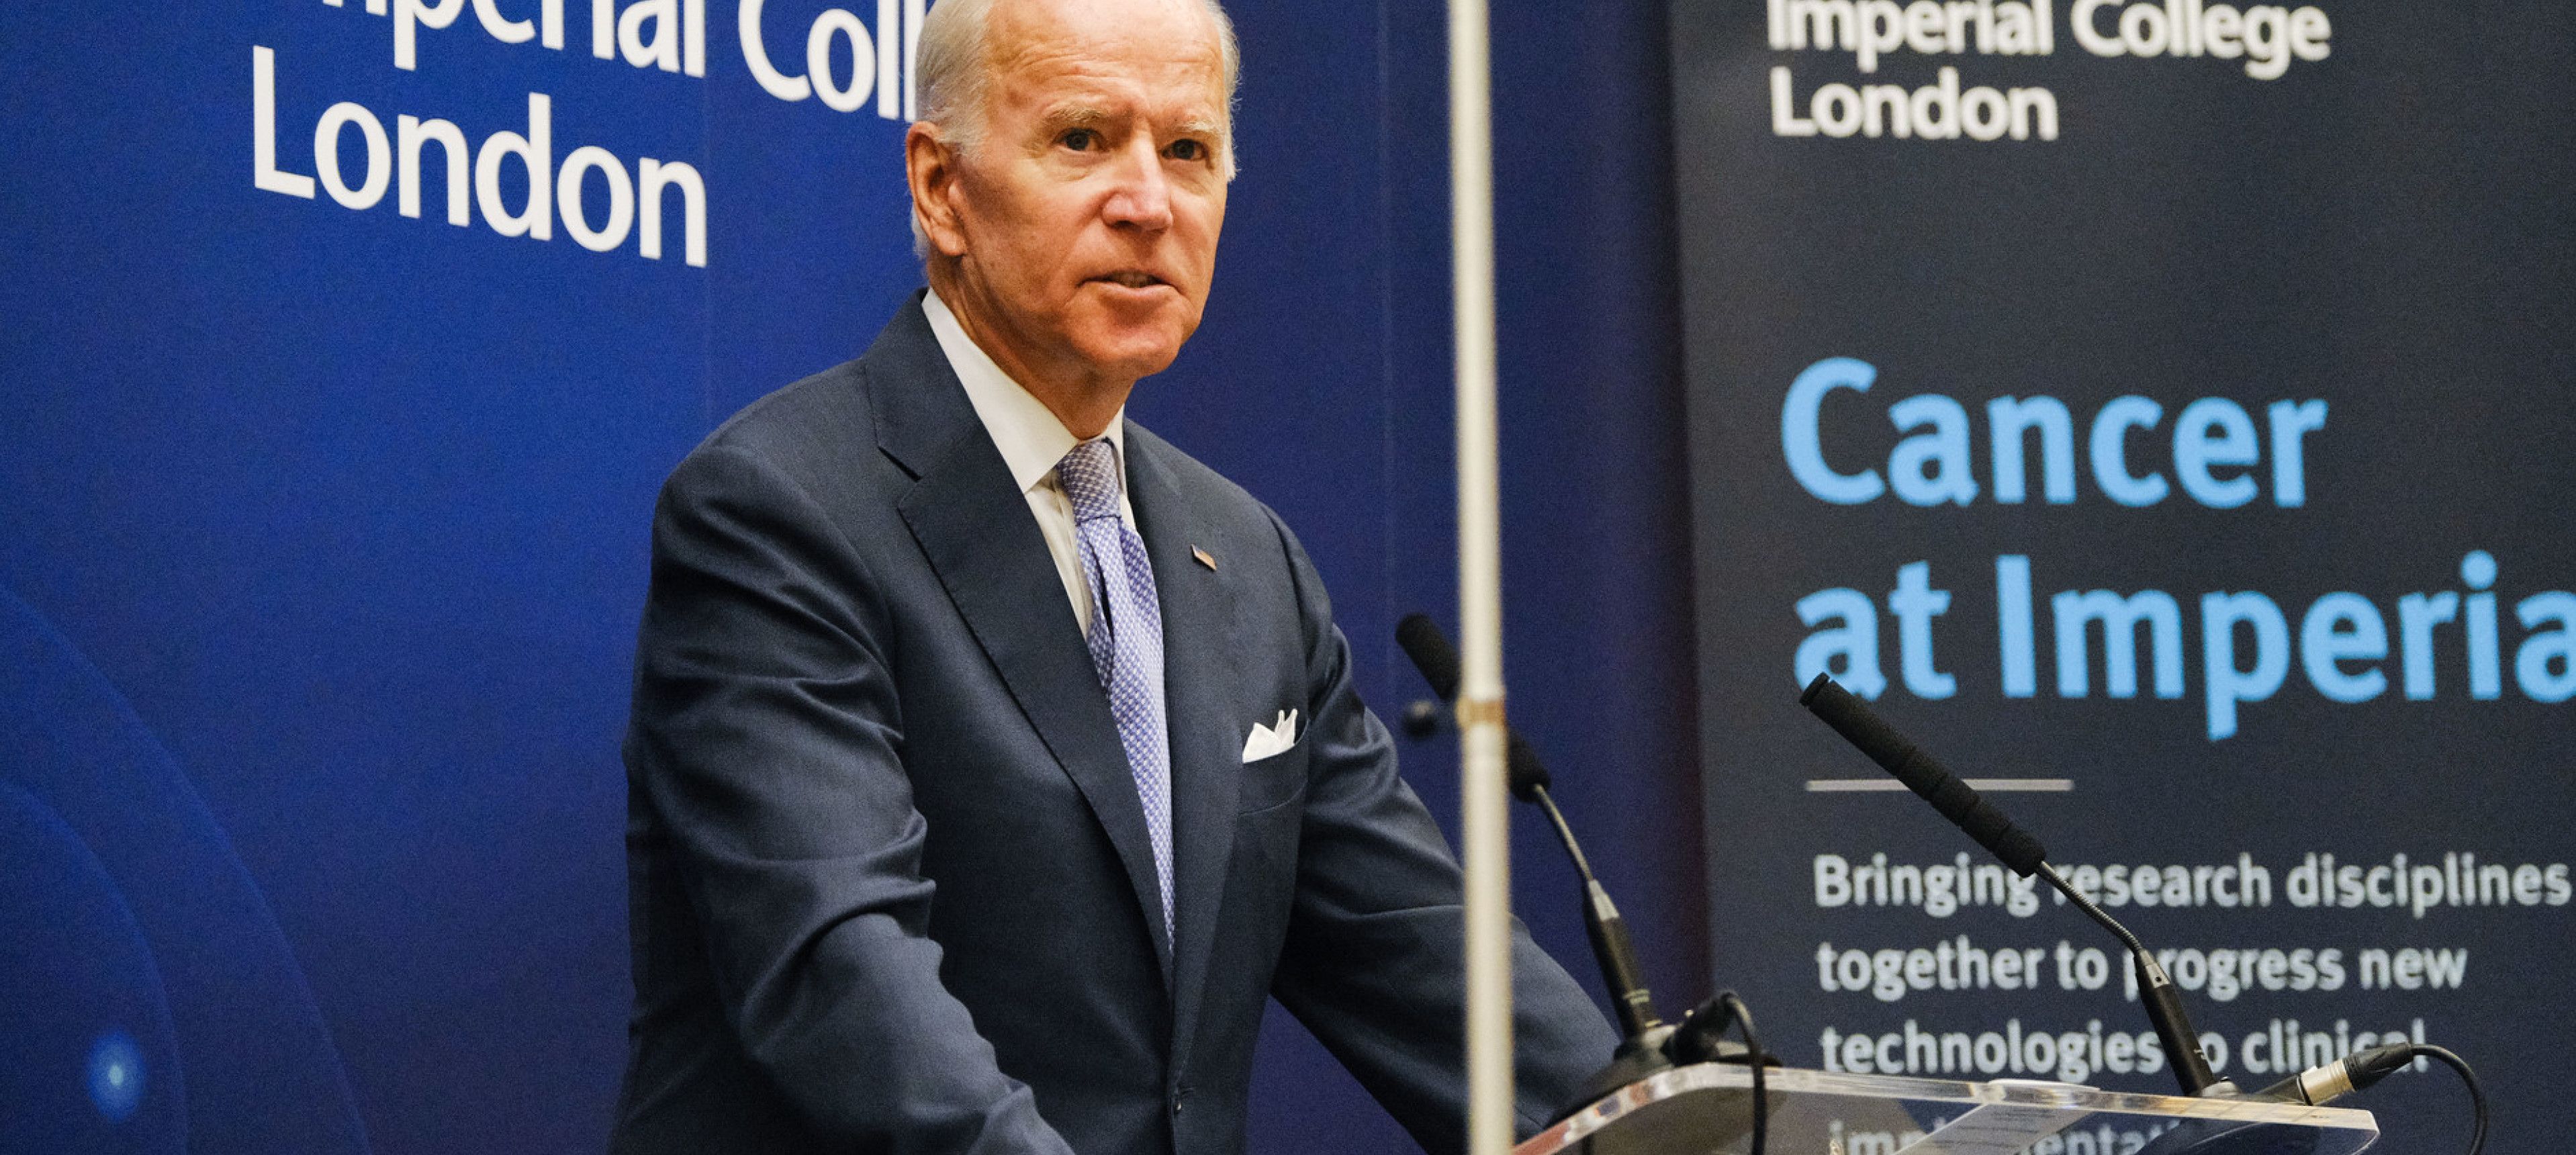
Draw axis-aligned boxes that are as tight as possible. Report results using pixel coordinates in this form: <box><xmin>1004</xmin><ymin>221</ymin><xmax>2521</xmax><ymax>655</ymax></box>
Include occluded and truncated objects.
<box><xmin>608</xmin><ymin>0</ymin><xmax>1616</xmax><ymax>1150</ymax></box>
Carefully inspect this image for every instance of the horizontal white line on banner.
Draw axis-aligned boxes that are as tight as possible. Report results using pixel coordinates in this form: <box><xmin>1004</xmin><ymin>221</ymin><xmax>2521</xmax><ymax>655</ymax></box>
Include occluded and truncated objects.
<box><xmin>1804</xmin><ymin>778</ymin><xmax>2073</xmax><ymax>793</ymax></box>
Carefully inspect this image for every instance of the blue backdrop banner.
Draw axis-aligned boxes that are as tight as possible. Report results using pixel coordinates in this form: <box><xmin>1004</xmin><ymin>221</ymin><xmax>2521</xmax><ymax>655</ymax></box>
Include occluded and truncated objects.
<box><xmin>2</xmin><ymin>1</ymin><xmax>1709</xmax><ymax>1151</ymax></box>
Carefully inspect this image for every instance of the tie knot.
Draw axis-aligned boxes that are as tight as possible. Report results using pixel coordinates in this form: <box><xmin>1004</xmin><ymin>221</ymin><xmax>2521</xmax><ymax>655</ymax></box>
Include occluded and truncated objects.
<box><xmin>1056</xmin><ymin>438</ymin><xmax>1123</xmax><ymax>524</ymax></box>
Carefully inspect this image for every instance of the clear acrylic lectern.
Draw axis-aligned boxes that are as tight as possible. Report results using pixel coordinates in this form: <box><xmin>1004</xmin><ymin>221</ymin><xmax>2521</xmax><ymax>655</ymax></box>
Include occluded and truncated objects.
<box><xmin>1517</xmin><ymin>1064</ymin><xmax>2379</xmax><ymax>1155</ymax></box>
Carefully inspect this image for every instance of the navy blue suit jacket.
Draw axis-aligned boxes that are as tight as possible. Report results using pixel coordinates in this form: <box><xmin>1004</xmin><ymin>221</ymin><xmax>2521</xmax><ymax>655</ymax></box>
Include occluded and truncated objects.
<box><xmin>611</xmin><ymin>299</ymin><xmax>1616</xmax><ymax>1154</ymax></box>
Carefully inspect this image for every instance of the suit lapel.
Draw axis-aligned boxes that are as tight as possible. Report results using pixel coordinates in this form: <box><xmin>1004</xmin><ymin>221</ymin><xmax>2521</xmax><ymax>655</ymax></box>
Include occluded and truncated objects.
<box><xmin>1123</xmin><ymin>426</ymin><xmax>1244</xmax><ymax>1072</ymax></box>
<box><xmin>869</xmin><ymin>299</ymin><xmax>1176</xmax><ymax>976</ymax></box>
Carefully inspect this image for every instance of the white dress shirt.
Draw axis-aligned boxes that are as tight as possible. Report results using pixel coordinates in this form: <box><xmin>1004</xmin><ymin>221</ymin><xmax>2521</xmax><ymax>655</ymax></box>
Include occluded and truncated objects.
<box><xmin>922</xmin><ymin>287</ymin><xmax>1139</xmax><ymax>638</ymax></box>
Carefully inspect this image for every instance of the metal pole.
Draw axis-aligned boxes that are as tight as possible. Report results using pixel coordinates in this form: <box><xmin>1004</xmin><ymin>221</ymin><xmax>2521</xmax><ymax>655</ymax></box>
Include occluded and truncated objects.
<box><xmin>1447</xmin><ymin>0</ymin><xmax>1512</xmax><ymax>1151</ymax></box>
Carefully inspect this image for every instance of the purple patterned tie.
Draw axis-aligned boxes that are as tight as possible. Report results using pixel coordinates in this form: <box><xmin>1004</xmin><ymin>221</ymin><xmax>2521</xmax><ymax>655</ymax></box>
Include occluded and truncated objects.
<box><xmin>1054</xmin><ymin>438</ymin><xmax>1173</xmax><ymax>941</ymax></box>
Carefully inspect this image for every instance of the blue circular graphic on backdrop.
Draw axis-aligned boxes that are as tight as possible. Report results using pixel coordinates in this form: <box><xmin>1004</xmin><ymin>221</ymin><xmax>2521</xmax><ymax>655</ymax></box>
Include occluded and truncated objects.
<box><xmin>88</xmin><ymin>1031</ymin><xmax>146</xmax><ymax>1121</ymax></box>
<box><xmin>0</xmin><ymin>778</ymin><xmax>185</xmax><ymax>1152</ymax></box>
<box><xmin>0</xmin><ymin>586</ymin><xmax>371</xmax><ymax>1154</ymax></box>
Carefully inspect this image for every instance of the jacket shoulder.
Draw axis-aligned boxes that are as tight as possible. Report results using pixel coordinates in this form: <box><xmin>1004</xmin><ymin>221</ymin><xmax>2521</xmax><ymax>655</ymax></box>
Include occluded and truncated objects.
<box><xmin>687</xmin><ymin>358</ymin><xmax>878</xmax><ymax>479</ymax></box>
<box><xmin>1124</xmin><ymin>422</ymin><xmax>1279</xmax><ymax>532</ymax></box>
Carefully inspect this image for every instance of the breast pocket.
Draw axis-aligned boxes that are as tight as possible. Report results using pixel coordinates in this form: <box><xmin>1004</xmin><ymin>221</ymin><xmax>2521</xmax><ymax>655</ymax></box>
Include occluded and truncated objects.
<box><xmin>1236</xmin><ymin>741</ymin><xmax>1307</xmax><ymax>816</ymax></box>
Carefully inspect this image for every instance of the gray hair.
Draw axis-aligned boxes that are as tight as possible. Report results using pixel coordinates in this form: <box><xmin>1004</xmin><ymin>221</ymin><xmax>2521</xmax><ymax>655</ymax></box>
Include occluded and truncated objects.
<box><xmin>911</xmin><ymin>0</ymin><xmax>1240</xmax><ymax>255</ymax></box>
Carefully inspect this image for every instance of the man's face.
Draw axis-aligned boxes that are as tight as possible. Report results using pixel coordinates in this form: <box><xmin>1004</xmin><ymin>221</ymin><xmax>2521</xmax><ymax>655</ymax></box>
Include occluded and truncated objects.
<box><xmin>929</xmin><ymin>0</ymin><xmax>1229</xmax><ymax>394</ymax></box>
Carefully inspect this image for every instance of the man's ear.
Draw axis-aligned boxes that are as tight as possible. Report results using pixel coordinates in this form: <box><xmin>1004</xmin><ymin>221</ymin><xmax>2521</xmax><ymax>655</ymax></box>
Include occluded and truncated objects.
<box><xmin>905</xmin><ymin>124</ymin><xmax>970</xmax><ymax>258</ymax></box>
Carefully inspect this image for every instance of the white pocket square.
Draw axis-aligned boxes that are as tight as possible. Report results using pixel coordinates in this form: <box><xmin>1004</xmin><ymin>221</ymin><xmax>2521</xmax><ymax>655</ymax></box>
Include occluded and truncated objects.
<box><xmin>1240</xmin><ymin>708</ymin><xmax>1299</xmax><ymax>762</ymax></box>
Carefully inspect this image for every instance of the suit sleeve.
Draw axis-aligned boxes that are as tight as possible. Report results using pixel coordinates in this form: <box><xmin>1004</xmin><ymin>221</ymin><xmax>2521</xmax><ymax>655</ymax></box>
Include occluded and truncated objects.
<box><xmin>1258</xmin><ymin>516</ymin><xmax>1620</xmax><ymax>1153</ymax></box>
<box><xmin>625</xmin><ymin>443</ymin><xmax>1077</xmax><ymax>1154</ymax></box>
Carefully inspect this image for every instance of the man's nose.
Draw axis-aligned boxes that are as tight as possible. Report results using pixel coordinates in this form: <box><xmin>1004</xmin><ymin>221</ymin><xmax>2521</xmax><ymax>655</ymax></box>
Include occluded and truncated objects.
<box><xmin>1100</xmin><ymin>137</ymin><xmax>1174</xmax><ymax>232</ymax></box>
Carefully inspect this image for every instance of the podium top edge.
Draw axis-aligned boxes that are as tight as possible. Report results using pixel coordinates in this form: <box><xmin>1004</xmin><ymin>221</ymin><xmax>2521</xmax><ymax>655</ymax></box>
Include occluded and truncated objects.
<box><xmin>1520</xmin><ymin>1063</ymin><xmax>2377</xmax><ymax>1155</ymax></box>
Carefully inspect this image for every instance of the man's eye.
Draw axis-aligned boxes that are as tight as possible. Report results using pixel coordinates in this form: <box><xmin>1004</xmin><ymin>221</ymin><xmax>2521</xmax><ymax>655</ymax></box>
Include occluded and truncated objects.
<box><xmin>1168</xmin><ymin>139</ymin><xmax>1205</xmax><ymax>162</ymax></box>
<box><xmin>1062</xmin><ymin>129</ymin><xmax>1097</xmax><ymax>150</ymax></box>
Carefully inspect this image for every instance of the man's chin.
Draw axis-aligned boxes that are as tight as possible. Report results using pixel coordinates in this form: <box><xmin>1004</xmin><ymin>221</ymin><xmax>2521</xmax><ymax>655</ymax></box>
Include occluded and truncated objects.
<box><xmin>1076</xmin><ymin>340</ymin><xmax>1185</xmax><ymax>383</ymax></box>
<box><xmin>1068</xmin><ymin>316</ymin><xmax>1194</xmax><ymax>381</ymax></box>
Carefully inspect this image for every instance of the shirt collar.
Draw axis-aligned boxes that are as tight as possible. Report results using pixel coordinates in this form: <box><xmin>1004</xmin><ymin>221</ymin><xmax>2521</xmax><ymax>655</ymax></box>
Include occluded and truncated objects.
<box><xmin>922</xmin><ymin>287</ymin><xmax>1128</xmax><ymax>495</ymax></box>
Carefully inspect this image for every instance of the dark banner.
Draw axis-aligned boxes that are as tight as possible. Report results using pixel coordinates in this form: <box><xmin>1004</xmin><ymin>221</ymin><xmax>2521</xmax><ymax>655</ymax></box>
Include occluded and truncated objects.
<box><xmin>1674</xmin><ymin>2</ymin><xmax>2573</xmax><ymax>1150</ymax></box>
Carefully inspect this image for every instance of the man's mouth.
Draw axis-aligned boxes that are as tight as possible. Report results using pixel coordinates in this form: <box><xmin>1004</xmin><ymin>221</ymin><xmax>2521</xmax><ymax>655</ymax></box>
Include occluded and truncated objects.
<box><xmin>1094</xmin><ymin>271</ymin><xmax>1165</xmax><ymax>289</ymax></box>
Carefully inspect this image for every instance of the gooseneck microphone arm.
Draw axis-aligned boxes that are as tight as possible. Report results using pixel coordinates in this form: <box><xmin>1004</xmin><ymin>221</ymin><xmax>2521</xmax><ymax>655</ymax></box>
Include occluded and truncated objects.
<box><xmin>1798</xmin><ymin>673</ymin><xmax>2225</xmax><ymax>1097</ymax></box>
<box><xmin>1530</xmin><ymin>780</ymin><xmax>1663</xmax><ymax>1040</ymax></box>
<box><xmin>2029</xmin><ymin>861</ymin><xmax>2215</xmax><ymax>1098</ymax></box>
<box><xmin>2031</xmin><ymin>861</ymin><xmax>2221</xmax><ymax>1095</ymax></box>
<box><xmin>1397</xmin><ymin>614</ymin><xmax>1663</xmax><ymax>1042</ymax></box>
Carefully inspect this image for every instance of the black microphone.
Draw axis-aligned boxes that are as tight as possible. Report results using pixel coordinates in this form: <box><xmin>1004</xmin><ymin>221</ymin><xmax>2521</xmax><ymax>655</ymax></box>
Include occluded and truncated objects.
<box><xmin>1395</xmin><ymin>614</ymin><xmax>1659</xmax><ymax>1042</ymax></box>
<box><xmin>1394</xmin><ymin>614</ymin><xmax>1551</xmax><ymax>802</ymax></box>
<box><xmin>1797</xmin><ymin>674</ymin><xmax>2045</xmax><ymax>874</ymax></box>
<box><xmin>1799</xmin><ymin>674</ymin><xmax>2227</xmax><ymax>1097</ymax></box>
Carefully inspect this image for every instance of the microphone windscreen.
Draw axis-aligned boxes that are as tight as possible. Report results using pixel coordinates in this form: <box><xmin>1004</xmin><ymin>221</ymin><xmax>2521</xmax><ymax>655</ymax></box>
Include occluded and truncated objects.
<box><xmin>1505</xmin><ymin>729</ymin><xmax>1552</xmax><ymax>802</ymax></box>
<box><xmin>1397</xmin><ymin>614</ymin><xmax>1550</xmax><ymax>802</ymax></box>
<box><xmin>1800</xmin><ymin>674</ymin><xmax>2050</xmax><ymax>876</ymax></box>
<box><xmin>1800</xmin><ymin>674</ymin><xmax>1918</xmax><ymax>776</ymax></box>
<box><xmin>1396</xmin><ymin>613</ymin><xmax>1463</xmax><ymax>700</ymax></box>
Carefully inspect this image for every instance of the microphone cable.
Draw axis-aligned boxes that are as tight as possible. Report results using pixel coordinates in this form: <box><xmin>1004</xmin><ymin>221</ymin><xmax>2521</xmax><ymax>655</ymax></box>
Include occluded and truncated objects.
<box><xmin>1667</xmin><ymin>990</ymin><xmax>1771</xmax><ymax>1155</ymax></box>
<box><xmin>2260</xmin><ymin>1042</ymin><xmax>2485</xmax><ymax>1154</ymax></box>
<box><xmin>2416</xmin><ymin>1046</ymin><xmax>2491</xmax><ymax>1155</ymax></box>
<box><xmin>1726</xmin><ymin>992</ymin><xmax>1769</xmax><ymax>1155</ymax></box>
